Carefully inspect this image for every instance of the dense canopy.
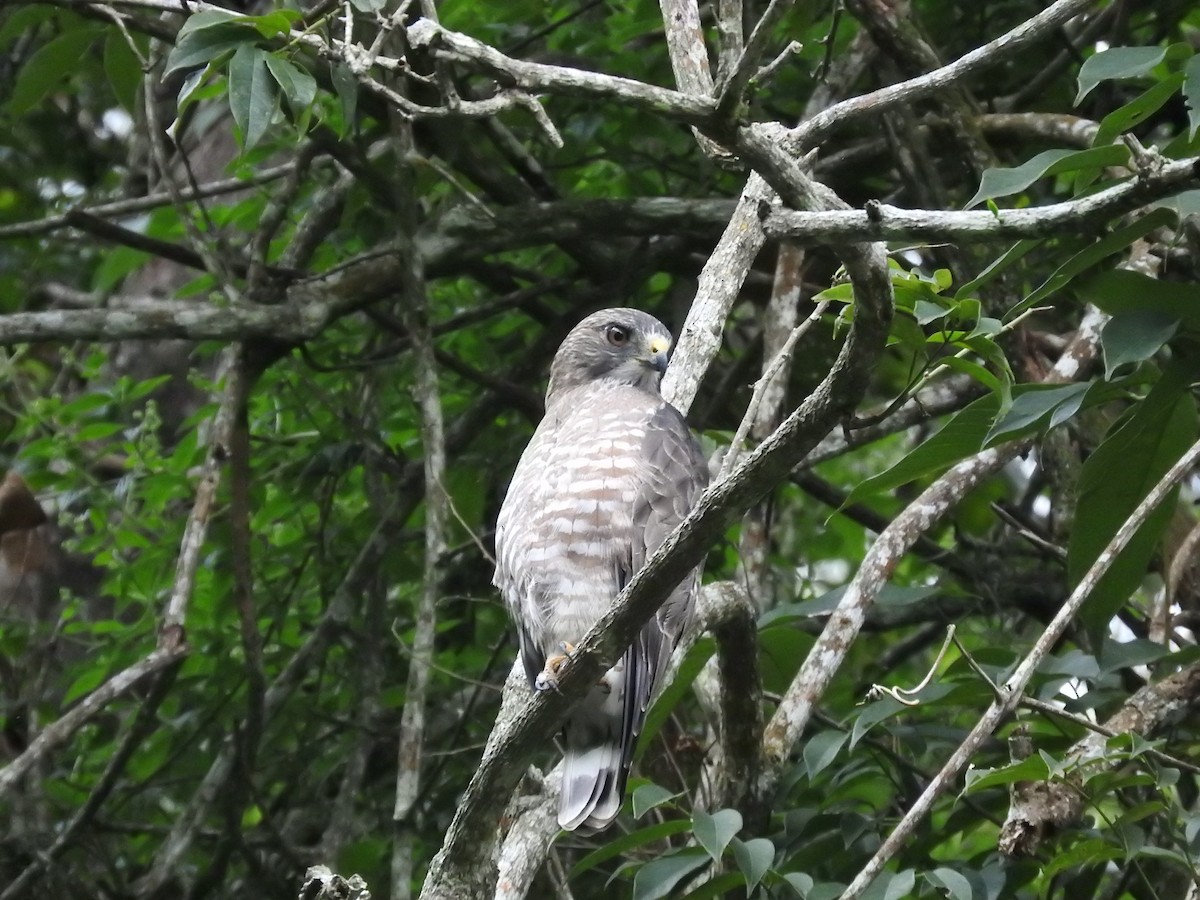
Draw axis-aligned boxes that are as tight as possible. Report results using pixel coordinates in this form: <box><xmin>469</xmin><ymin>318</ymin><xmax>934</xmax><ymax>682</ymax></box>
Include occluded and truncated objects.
<box><xmin>2</xmin><ymin>1</ymin><xmax>1200</xmax><ymax>898</ymax></box>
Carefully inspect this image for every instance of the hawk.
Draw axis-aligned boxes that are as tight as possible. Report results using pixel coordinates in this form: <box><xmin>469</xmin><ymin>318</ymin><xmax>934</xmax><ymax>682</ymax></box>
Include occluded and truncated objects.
<box><xmin>494</xmin><ymin>308</ymin><xmax>709</xmax><ymax>833</ymax></box>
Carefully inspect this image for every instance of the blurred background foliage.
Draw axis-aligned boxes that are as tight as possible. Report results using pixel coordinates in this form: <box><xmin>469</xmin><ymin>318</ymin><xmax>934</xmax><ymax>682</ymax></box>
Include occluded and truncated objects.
<box><xmin>1</xmin><ymin>0</ymin><xmax>1200</xmax><ymax>898</ymax></box>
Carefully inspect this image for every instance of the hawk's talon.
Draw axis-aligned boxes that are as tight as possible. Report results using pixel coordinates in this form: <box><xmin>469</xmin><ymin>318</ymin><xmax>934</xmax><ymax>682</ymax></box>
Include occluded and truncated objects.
<box><xmin>535</xmin><ymin>643</ymin><xmax>577</xmax><ymax>692</ymax></box>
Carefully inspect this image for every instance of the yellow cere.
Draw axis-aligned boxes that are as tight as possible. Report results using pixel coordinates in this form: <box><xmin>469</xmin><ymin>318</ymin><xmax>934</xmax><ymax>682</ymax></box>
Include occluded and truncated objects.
<box><xmin>649</xmin><ymin>337</ymin><xmax>670</xmax><ymax>354</ymax></box>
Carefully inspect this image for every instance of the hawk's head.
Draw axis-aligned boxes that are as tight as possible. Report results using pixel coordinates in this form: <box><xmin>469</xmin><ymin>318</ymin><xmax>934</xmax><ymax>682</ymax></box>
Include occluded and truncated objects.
<box><xmin>547</xmin><ymin>308</ymin><xmax>673</xmax><ymax>401</ymax></box>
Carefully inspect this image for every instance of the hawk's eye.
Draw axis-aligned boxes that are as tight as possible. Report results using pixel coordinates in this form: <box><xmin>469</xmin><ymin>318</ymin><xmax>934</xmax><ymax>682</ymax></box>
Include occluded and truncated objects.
<box><xmin>606</xmin><ymin>324</ymin><xmax>630</xmax><ymax>346</ymax></box>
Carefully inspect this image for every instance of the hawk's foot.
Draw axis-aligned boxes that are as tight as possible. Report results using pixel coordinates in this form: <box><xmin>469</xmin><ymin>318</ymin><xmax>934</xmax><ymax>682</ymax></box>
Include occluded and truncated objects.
<box><xmin>534</xmin><ymin>642</ymin><xmax>577</xmax><ymax>692</ymax></box>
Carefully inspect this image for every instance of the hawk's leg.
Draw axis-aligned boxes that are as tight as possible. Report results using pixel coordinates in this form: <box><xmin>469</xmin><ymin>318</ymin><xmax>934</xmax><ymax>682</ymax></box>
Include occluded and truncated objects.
<box><xmin>535</xmin><ymin>643</ymin><xmax>621</xmax><ymax>695</ymax></box>
<box><xmin>534</xmin><ymin>642</ymin><xmax>577</xmax><ymax>692</ymax></box>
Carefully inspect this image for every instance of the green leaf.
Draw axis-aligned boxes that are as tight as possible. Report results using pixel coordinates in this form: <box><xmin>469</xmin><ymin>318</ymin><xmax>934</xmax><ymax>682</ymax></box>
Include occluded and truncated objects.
<box><xmin>1101</xmin><ymin>312</ymin><xmax>1179</xmax><ymax>379</ymax></box>
<box><xmin>938</xmin><ymin>356</ymin><xmax>1003</xmax><ymax>396</ymax></box>
<box><xmin>232</xmin><ymin>9</ymin><xmax>302</xmax><ymax>38</ymax></box>
<box><xmin>678</xmin><ymin>872</ymin><xmax>746</xmax><ymax>900</ymax></box>
<box><xmin>955</xmin><ymin>239</ymin><xmax>1040</xmax><ymax>299</ymax></box>
<box><xmin>1080</xmin><ymin>269</ymin><xmax>1200</xmax><ymax>325</ymax></box>
<box><xmin>984</xmin><ymin>382</ymin><xmax>1091</xmax><ymax>446</ymax></box>
<box><xmin>730</xmin><ymin>837</ymin><xmax>774</xmax><ymax>892</ymax></box>
<box><xmin>844</xmin><ymin>394</ymin><xmax>999</xmax><ymax>504</ymax></box>
<box><xmin>1098</xmin><ymin>637</ymin><xmax>1173</xmax><ymax>674</ymax></box>
<box><xmin>691</xmin><ymin>809</ymin><xmax>742</xmax><ymax>862</ymax></box>
<box><xmin>926</xmin><ymin>867</ymin><xmax>974</xmax><ymax>900</ymax></box>
<box><xmin>264</xmin><ymin>53</ymin><xmax>317</xmax><ymax>114</ymax></box>
<box><xmin>228</xmin><ymin>43</ymin><xmax>277</xmax><ymax>150</ymax></box>
<box><xmin>1185</xmin><ymin>55</ymin><xmax>1200</xmax><ymax>139</ymax></box>
<box><xmin>1093</xmin><ymin>72</ymin><xmax>1185</xmax><ymax>148</ymax></box>
<box><xmin>1070</xmin><ymin>357</ymin><xmax>1200</xmax><ymax>639</ymax></box>
<box><xmin>963</xmin><ymin>756</ymin><xmax>1051</xmax><ymax>794</ymax></box>
<box><xmin>8</xmin><ymin>26</ymin><xmax>101</xmax><ymax>115</ymax></box>
<box><xmin>631</xmin><ymin>782</ymin><xmax>678</xmax><ymax>818</ymax></box>
<box><xmin>104</xmin><ymin>28</ymin><xmax>143</xmax><ymax>112</ymax></box>
<box><xmin>783</xmin><ymin>873</ymin><xmax>815</xmax><ymax>897</ymax></box>
<box><xmin>571</xmin><ymin>819</ymin><xmax>693</xmax><ymax>877</ymax></box>
<box><xmin>883</xmin><ymin>870</ymin><xmax>917</xmax><ymax>900</ymax></box>
<box><xmin>803</xmin><ymin>730</ymin><xmax>848</xmax><ymax>779</ymax></box>
<box><xmin>1152</xmin><ymin>189</ymin><xmax>1200</xmax><ymax>219</ymax></box>
<box><xmin>632</xmin><ymin>851</ymin><xmax>709</xmax><ymax>900</ymax></box>
<box><xmin>163</xmin><ymin>10</ymin><xmax>252</xmax><ymax>75</ymax></box>
<box><xmin>1076</xmin><ymin>46</ymin><xmax>1170</xmax><ymax>104</ymax></box>
<box><xmin>1011</xmin><ymin>208</ymin><xmax>1177</xmax><ymax>315</ymax></box>
<box><xmin>965</xmin><ymin>146</ymin><xmax>1129</xmax><ymax>209</ymax></box>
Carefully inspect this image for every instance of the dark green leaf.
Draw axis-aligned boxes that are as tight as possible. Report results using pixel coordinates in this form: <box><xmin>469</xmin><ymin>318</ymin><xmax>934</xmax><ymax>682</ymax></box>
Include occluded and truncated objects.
<box><xmin>1093</xmin><ymin>73</ymin><xmax>1185</xmax><ymax>148</ymax></box>
<box><xmin>232</xmin><ymin>9</ymin><xmax>302</xmax><ymax>38</ymax></box>
<box><xmin>984</xmin><ymin>382</ymin><xmax>1091</xmax><ymax>446</ymax></box>
<box><xmin>730</xmin><ymin>837</ymin><xmax>774</xmax><ymax>892</ymax></box>
<box><xmin>631</xmin><ymin>782</ymin><xmax>678</xmax><ymax>818</ymax></box>
<box><xmin>1152</xmin><ymin>189</ymin><xmax>1200</xmax><ymax>219</ymax></box>
<box><xmin>1012</xmin><ymin>208</ymin><xmax>1177</xmax><ymax>315</ymax></box>
<box><xmin>963</xmin><ymin>756</ymin><xmax>1051</xmax><ymax>794</ymax></box>
<box><xmin>1076</xmin><ymin>46</ymin><xmax>1171</xmax><ymax>104</ymax></box>
<box><xmin>1080</xmin><ymin>269</ymin><xmax>1200</xmax><ymax>325</ymax></box>
<box><xmin>803</xmin><ymin>730</ymin><xmax>848</xmax><ymax>778</ymax></box>
<box><xmin>1101</xmin><ymin>312</ymin><xmax>1179</xmax><ymax>379</ymax></box>
<box><xmin>571</xmin><ymin>819</ymin><xmax>693</xmax><ymax>877</ymax></box>
<box><xmin>965</xmin><ymin>145</ymin><xmax>1129</xmax><ymax>209</ymax></box>
<box><xmin>926</xmin><ymin>867</ymin><xmax>974</xmax><ymax>900</ymax></box>
<box><xmin>844</xmin><ymin>394</ymin><xmax>998</xmax><ymax>503</ymax></box>
<box><xmin>103</xmin><ymin>29</ymin><xmax>143</xmax><ymax>112</ymax></box>
<box><xmin>8</xmin><ymin>26</ymin><xmax>101</xmax><ymax>115</ymax></box>
<box><xmin>228</xmin><ymin>43</ymin><xmax>277</xmax><ymax>149</ymax></box>
<box><xmin>955</xmin><ymin>239</ymin><xmax>1040</xmax><ymax>299</ymax></box>
<box><xmin>784</xmin><ymin>873</ymin><xmax>814</xmax><ymax>897</ymax></box>
<box><xmin>264</xmin><ymin>53</ymin><xmax>317</xmax><ymax>114</ymax></box>
<box><xmin>632</xmin><ymin>851</ymin><xmax>709</xmax><ymax>900</ymax></box>
<box><xmin>883</xmin><ymin>870</ymin><xmax>917</xmax><ymax>900</ymax></box>
<box><xmin>1098</xmin><ymin>637</ymin><xmax>1173</xmax><ymax>674</ymax></box>
<box><xmin>163</xmin><ymin>11</ymin><xmax>253</xmax><ymax>75</ymax></box>
<box><xmin>1071</xmin><ymin>358</ymin><xmax>1200</xmax><ymax>638</ymax></box>
<box><xmin>1185</xmin><ymin>55</ymin><xmax>1200</xmax><ymax>139</ymax></box>
<box><xmin>332</xmin><ymin>63</ymin><xmax>358</xmax><ymax>136</ymax></box>
<box><xmin>692</xmin><ymin>809</ymin><xmax>742</xmax><ymax>862</ymax></box>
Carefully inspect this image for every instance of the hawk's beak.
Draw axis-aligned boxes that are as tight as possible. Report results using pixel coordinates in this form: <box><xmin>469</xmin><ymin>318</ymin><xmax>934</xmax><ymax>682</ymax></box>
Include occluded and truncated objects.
<box><xmin>647</xmin><ymin>336</ymin><xmax>670</xmax><ymax>374</ymax></box>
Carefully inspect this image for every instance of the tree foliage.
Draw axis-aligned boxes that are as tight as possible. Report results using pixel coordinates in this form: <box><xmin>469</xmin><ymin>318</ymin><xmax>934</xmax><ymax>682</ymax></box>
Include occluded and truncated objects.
<box><xmin>2</xmin><ymin>0</ymin><xmax>1200</xmax><ymax>898</ymax></box>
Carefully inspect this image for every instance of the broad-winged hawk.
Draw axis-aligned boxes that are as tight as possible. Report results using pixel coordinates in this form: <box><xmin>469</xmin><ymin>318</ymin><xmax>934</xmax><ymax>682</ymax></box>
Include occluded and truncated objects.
<box><xmin>494</xmin><ymin>308</ymin><xmax>708</xmax><ymax>833</ymax></box>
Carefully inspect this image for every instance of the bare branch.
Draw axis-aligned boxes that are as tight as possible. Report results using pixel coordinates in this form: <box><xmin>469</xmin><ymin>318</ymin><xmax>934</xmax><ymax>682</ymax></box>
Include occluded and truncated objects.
<box><xmin>792</xmin><ymin>0</ymin><xmax>1100</xmax><ymax>152</ymax></box>
<box><xmin>406</xmin><ymin>18</ymin><xmax>718</xmax><ymax>126</ymax></box>
<box><xmin>762</xmin><ymin>156</ymin><xmax>1200</xmax><ymax>243</ymax></box>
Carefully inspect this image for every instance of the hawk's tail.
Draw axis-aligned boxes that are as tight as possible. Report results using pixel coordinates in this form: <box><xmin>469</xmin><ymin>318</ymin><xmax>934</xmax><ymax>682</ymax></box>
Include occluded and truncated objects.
<box><xmin>558</xmin><ymin>655</ymin><xmax>635</xmax><ymax>833</ymax></box>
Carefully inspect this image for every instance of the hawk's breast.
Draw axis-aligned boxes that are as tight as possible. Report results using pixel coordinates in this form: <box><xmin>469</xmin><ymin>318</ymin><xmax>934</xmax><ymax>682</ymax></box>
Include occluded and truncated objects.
<box><xmin>495</xmin><ymin>383</ymin><xmax>661</xmax><ymax>645</ymax></box>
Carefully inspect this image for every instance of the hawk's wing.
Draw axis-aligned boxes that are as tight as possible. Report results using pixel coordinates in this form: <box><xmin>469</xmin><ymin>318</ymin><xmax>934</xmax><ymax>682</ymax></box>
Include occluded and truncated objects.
<box><xmin>625</xmin><ymin>402</ymin><xmax>709</xmax><ymax>745</ymax></box>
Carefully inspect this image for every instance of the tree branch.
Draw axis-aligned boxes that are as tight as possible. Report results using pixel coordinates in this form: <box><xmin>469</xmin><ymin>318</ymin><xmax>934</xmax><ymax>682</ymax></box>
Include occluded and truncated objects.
<box><xmin>791</xmin><ymin>0</ymin><xmax>1100</xmax><ymax>152</ymax></box>
<box><xmin>762</xmin><ymin>156</ymin><xmax>1200</xmax><ymax>243</ymax></box>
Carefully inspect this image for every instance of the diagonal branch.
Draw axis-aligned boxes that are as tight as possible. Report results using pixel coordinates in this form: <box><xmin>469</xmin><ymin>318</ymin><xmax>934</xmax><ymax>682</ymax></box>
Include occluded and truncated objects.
<box><xmin>842</xmin><ymin>430</ymin><xmax>1200</xmax><ymax>898</ymax></box>
<box><xmin>791</xmin><ymin>0</ymin><xmax>1099</xmax><ymax>152</ymax></box>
